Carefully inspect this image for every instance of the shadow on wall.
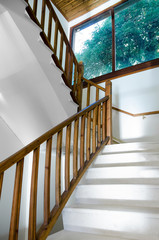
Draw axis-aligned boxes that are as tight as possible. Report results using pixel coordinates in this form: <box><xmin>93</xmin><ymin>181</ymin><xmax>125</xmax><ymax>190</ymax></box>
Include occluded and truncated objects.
<box><xmin>112</xmin><ymin>110</ymin><xmax>159</xmax><ymax>143</ymax></box>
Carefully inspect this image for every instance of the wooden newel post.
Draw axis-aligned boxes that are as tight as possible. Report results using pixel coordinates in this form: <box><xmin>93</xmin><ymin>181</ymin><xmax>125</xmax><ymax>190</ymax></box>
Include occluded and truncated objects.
<box><xmin>105</xmin><ymin>80</ymin><xmax>112</xmax><ymax>144</ymax></box>
<box><xmin>78</xmin><ymin>61</ymin><xmax>84</xmax><ymax>111</ymax></box>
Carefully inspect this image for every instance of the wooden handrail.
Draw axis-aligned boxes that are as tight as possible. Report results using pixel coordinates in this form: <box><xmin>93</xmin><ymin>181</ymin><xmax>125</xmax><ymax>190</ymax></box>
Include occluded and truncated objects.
<box><xmin>112</xmin><ymin>106</ymin><xmax>159</xmax><ymax>117</ymax></box>
<box><xmin>0</xmin><ymin>96</ymin><xmax>109</xmax><ymax>240</ymax></box>
<box><xmin>0</xmin><ymin>96</ymin><xmax>108</xmax><ymax>174</ymax></box>
<box><xmin>25</xmin><ymin>0</ymin><xmax>82</xmax><ymax>106</ymax></box>
<box><xmin>82</xmin><ymin>77</ymin><xmax>105</xmax><ymax>92</ymax></box>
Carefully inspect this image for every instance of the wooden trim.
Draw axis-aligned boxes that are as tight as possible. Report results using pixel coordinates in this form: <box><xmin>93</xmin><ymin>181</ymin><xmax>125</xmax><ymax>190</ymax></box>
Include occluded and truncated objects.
<box><xmin>44</xmin><ymin>137</ymin><xmax>52</xmax><ymax>225</ymax></box>
<box><xmin>106</xmin><ymin>80</ymin><xmax>112</xmax><ymax>144</ymax></box>
<box><xmin>29</xmin><ymin>147</ymin><xmax>40</xmax><ymax>240</ymax></box>
<box><xmin>9</xmin><ymin>159</ymin><xmax>24</xmax><ymax>240</ymax></box>
<box><xmin>86</xmin><ymin>111</ymin><xmax>91</xmax><ymax>161</ymax></box>
<box><xmin>92</xmin><ymin>107</ymin><xmax>97</xmax><ymax>153</ymax></box>
<box><xmin>111</xmin><ymin>9</ymin><xmax>115</xmax><ymax>72</ymax></box>
<box><xmin>37</xmin><ymin>137</ymin><xmax>109</xmax><ymax>240</ymax></box>
<box><xmin>89</xmin><ymin>58</ymin><xmax>159</xmax><ymax>84</ymax></box>
<box><xmin>0</xmin><ymin>96</ymin><xmax>109</xmax><ymax>175</ymax></box>
<box><xmin>56</xmin><ymin>130</ymin><xmax>62</xmax><ymax>206</ymax></box>
<box><xmin>112</xmin><ymin>106</ymin><xmax>159</xmax><ymax>117</ymax></box>
<box><xmin>80</xmin><ymin>115</ymin><xmax>85</xmax><ymax>169</ymax></box>
<box><xmin>65</xmin><ymin>124</ymin><xmax>71</xmax><ymax>191</ymax></box>
<box><xmin>73</xmin><ymin>119</ymin><xmax>79</xmax><ymax>179</ymax></box>
<box><xmin>102</xmin><ymin>102</ymin><xmax>106</xmax><ymax>140</ymax></box>
<box><xmin>87</xmin><ymin>83</ymin><xmax>90</xmax><ymax>107</ymax></box>
<box><xmin>97</xmin><ymin>105</ymin><xmax>101</xmax><ymax>147</ymax></box>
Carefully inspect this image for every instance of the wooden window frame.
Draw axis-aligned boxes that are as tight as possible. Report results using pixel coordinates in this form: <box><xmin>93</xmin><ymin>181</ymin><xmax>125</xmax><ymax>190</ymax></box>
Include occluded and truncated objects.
<box><xmin>70</xmin><ymin>0</ymin><xmax>159</xmax><ymax>83</ymax></box>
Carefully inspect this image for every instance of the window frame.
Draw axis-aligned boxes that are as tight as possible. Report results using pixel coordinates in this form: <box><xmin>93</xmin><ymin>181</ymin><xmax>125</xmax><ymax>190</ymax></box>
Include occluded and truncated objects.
<box><xmin>70</xmin><ymin>0</ymin><xmax>159</xmax><ymax>83</ymax></box>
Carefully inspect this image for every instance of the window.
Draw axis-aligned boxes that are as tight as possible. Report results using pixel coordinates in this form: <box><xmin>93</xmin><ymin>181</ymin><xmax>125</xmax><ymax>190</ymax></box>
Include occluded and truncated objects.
<box><xmin>73</xmin><ymin>12</ymin><xmax>112</xmax><ymax>79</ymax></box>
<box><xmin>115</xmin><ymin>0</ymin><xmax>159</xmax><ymax>70</ymax></box>
<box><xmin>71</xmin><ymin>0</ymin><xmax>159</xmax><ymax>79</ymax></box>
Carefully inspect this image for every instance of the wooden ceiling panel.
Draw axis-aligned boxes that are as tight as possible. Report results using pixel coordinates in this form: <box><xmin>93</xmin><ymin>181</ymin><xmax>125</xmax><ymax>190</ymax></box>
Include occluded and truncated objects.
<box><xmin>51</xmin><ymin>0</ymin><xmax>109</xmax><ymax>21</ymax></box>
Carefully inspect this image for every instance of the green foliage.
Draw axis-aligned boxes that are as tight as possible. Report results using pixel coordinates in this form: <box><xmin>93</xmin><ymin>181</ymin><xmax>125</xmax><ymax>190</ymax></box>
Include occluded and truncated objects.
<box><xmin>115</xmin><ymin>0</ymin><xmax>159</xmax><ymax>70</ymax></box>
<box><xmin>75</xmin><ymin>0</ymin><xmax>159</xmax><ymax>79</ymax></box>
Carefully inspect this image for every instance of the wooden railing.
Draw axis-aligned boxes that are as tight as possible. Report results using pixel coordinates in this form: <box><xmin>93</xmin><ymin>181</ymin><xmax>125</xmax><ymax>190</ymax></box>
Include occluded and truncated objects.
<box><xmin>0</xmin><ymin>97</ymin><xmax>109</xmax><ymax>240</ymax></box>
<box><xmin>25</xmin><ymin>0</ymin><xmax>83</xmax><ymax>108</ymax></box>
<box><xmin>82</xmin><ymin>77</ymin><xmax>112</xmax><ymax>144</ymax></box>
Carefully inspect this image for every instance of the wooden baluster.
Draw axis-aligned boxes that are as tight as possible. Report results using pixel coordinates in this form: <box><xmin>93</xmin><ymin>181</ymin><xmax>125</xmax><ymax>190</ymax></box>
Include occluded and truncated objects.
<box><xmin>77</xmin><ymin>61</ymin><xmax>84</xmax><ymax>111</ymax></box>
<box><xmin>80</xmin><ymin>115</ymin><xmax>85</xmax><ymax>170</ymax></box>
<box><xmin>65</xmin><ymin>124</ymin><xmax>71</xmax><ymax>191</ymax></box>
<box><xmin>56</xmin><ymin>130</ymin><xmax>62</xmax><ymax>206</ymax></box>
<box><xmin>59</xmin><ymin>34</ymin><xmax>64</xmax><ymax>66</ymax></box>
<box><xmin>105</xmin><ymin>80</ymin><xmax>112</xmax><ymax>144</ymax></box>
<box><xmin>33</xmin><ymin>0</ymin><xmax>38</xmax><ymax>16</ymax></box>
<box><xmin>102</xmin><ymin>102</ymin><xmax>106</xmax><ymax>141</ymax></box>
<box><xmin>92</xmin><ymin>107</ymin><xmax>97</xmax><ymax>153</ymax></box>
<box><xmin>96</xmin><ymin>88</ymin><xmax>99</xmax><ymax>137</ymax></box>
<box><xmin>44</xmin><ymin>137</ymin><xmax>52</xmax><ymax>225</ymax></box>
<box><xmin>65</xmin><ymin>45</ymin><xmax>69</xmax><ymax>79</ymax></box>
<box><xmin>48</xmin><ymin>11</ymin><xmax>52</xmax><ymax>43</ymax></box>
<box><xmin>96</xmin><ymin>88</ymin><xmax>99</xmax><ymax>101</ymax></box>
<box><xmin>9</xmin><ymin>159</ymin><xmax>24</xmax><ymax>240</ymax></box>
<box><xmin>54</xmin><ymin>20</ymin><xmax>59</xmax><ymax>56</ymax></box>
<box><xmin>87</xmin><ymin>83</ymin><xmax>90</xmax><ymax>107</ymax></box>
<box><xmin>0</xmin><ymin>172</ymin><xmax>4</xmax><ymax>198</ymax></box>
<box><xmin>69</xmin><ymin>52</ymin><xmax>73</xmax><ymax>85</ymax></box>
<box><xmin>86</xmin><ymin>111</ymin><xmax>91</xmax><ymax>161</ymax></box>
<box><xmin>73</xmin><ymin>63</ymin><xmax>78</xmax><ymax>96</ymax></box>
<box><xmin>73</xmin><ymin>119</ymin><xmax>79</xmax><ymax>179</ymax></box>
<box><xmin>41</xmin><ymin>0</ymin><xmax>46</xmax><ymax>30</ymax></box>
<box><xmin>29</xmin><ymin>146</ymin><xmax>40</xmax><ymax>240</ymax></box>
<box><xmin>98</xmin><ymin>104</ymin><xmax>101</xmax><ymax>147</ymax></box>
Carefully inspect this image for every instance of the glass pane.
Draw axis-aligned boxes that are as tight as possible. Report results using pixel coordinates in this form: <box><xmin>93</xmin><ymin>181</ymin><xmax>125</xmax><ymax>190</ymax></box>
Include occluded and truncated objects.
<box><xmin>115</xmin><ymin>0</ymin><xmax>159</xmax><ymax>70</ymax></box>
<box><xmin>74</xmin><ymin>12</ymin><xmax>112</xmax><ymax>79</ymax></box>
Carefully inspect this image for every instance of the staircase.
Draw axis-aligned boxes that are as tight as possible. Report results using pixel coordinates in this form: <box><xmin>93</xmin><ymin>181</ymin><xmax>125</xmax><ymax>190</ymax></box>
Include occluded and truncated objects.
<box><xmin>48</xmin><ymin>142</ymin><xmax>159</xmax><ymax>240</ymax></box>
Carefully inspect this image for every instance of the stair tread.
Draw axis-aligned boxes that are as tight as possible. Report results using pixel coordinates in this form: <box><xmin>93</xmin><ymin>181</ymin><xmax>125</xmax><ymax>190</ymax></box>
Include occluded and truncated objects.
<box><xmin>47</xmin><ymin>230</ymin><xmax>133</xmax><ymax>240</ymax></box>
<box><xmin>75</xmin><ymin>184</ymin><xmax>159</xmax><ymax>203</ymax></box>
<box><xmin>64</xmin><ymin>203</ymin><xmax>159</xmax><ymax>215</ymax></box>
<box><xmin>85</xmin><ymin>166</ymin><xmax>159</xmax><ymax>180</ymax></box>
<box><xmin>101</xmin><ymin>142</ymin><xmax>159</xmax><ymax>154</ymax></box>
<box><xmin>94</xmin><ymin>153</ymin><xmax>159</xmax><ymax>167</ymax></box>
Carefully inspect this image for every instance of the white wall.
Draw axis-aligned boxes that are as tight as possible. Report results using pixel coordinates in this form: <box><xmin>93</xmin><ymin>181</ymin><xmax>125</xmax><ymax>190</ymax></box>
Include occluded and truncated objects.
<box><xmin>112</xmin><ymin>67</ymin><xmax>159</xmax><ymax>142</ymax></box>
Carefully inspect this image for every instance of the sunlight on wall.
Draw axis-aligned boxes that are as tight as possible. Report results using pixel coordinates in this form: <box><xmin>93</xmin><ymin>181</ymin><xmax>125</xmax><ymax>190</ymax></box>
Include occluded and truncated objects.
<box><xmin>0</xmin><ymin>11</ymin><xmax>34</xmax><ymax>80</ymax></box>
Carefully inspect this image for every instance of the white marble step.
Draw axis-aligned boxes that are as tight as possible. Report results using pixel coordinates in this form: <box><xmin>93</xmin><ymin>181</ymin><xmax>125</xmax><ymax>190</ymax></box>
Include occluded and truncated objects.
<box><xmin>94</xmin><ymin>152</ymin><xmax>159</xmax><ymax>167</ymax></box>
<box><xmin>47</xmin><ymin>230</ymin><xmax>134</xmax><ymax>240</ymax></box>
<box><xmin>85</xmin><ymin>166</ymin><xmax>159</xmax><ymax>180</ymax></box>
<box><xmin>75</xmin><ymin>184</ymin><xmax>159</xmax><ymax>207</ymax></box>
<box><xmin>101</xmin><ymin>142</ymin><xmax>159</xmax><ymax>154</ymax></box>
<box><xmin>62</xmin><ymin>205</ymin><xmax>159</xmax><ymax>240</ymax></box>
